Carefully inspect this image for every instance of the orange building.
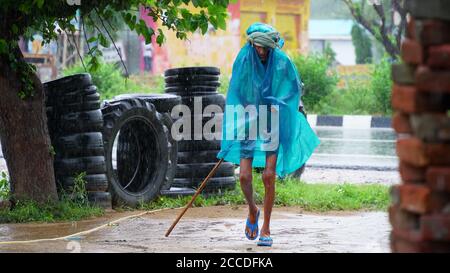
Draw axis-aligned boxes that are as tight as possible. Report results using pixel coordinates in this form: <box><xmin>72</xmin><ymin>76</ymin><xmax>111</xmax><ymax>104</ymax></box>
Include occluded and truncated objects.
<box><xmin>144</xmin><ymin>0</ymin><xmax>310</xmax><ymax>76</ymax></box>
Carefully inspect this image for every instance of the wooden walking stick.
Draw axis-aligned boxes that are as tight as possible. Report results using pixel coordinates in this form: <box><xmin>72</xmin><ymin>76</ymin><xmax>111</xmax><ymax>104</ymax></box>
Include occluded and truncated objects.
<box><xmin>165</xmin><ymin>158</ymin><xmax>225</xmax><ymax>237</ymax></box>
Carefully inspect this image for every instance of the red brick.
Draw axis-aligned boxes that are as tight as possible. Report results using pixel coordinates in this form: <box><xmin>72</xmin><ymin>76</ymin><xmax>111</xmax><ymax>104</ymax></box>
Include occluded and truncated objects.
<box><xmin>391</xmin><ymin>184</ymin><xmax>431</xmax><ymax>214</ymax></box>
<box><xmin>391</xmin><ymin>233</ymin><xmax>450</xmax><ymax>253</ymax></box>
<box><xmin>416</xmin><ymin>66</ymin><xmax>450</xmax><ymax>94</ymax></box>
<box><xmin>425</xmin><ymin>143</ymin><xmax>450</xmax><ymax>165</ymax></box>
<box><xmin>390</xmin><ymin>208</ymin><xmax>450</xmax><ymax>248</ymax></box>
<box><xmin>389</xmin><ymin>206</ymin><xmax>423</xmax><ymax>244</ymax></box>
<box><xmin>389</xmin><ymin>205</ymin><xmax>420</xmax><ymax>231</ymax></box>
<box><xmin>392</xmin><ymin>112</ymin><xmax>412</xmax><ymax>134</ymax></box>
<box><xmin>406</xmin><ymin>17</ymin><xmax>416</xmax><ymax>40</ymax></box>
<box><xmin>399</xmin><ymin>161</ymin><xmax>426</xmax><ymax>184</ymax></box>
<box><xmin>416</xmin><ymin>20</ymin><xmax>450</xmax><ymax>46</ymax></box>
<box><xmin>406</xmin><ymin>0</ymin><xmax>450</xmax><ymax>22</ymax></box>
<box><xmin>392</xmin><ymin>63</ymin><xmax>416</xmax><ymax>85</ymax></box>
<box><xmin>401</xmin><ymin>39</ymin><xmax>424</xmax><ymax>65</ymax></box>
<box><xmin>392</xmin><ymin>184</ymin><xmax>450</xmax><ymax>214</ymax></box>
<box><xmin>397</xmin><ymin>138</ymin><xmax>450</xmax><ymax>167</ymax></box>
<box><xmin>410</xmin><ymin>113</ymin><xmax>450</xmax><ymax>143</ymax></box>
<box><xmin>428</xmin><ymin>44</ymin><xmax>450</xmax><ymax>69</ymax></box>
<box><xmin>427</xmin><ymin>167</ymin><xmax>450</xmax><ymax>192</ymax></box>
<box><xmin>391</xmin><ymin>84</ymin><xmax>450</xmax><ymax>113</ymax></box>
<box><xmin>421</xmin><ymin>215</ymin><xmax>450</xmax><ymax>241</ymax></box>
<box><xmin>396</xmin><ymin>138</ymin><xmax>429</xmax><ymax>167</ymax></box>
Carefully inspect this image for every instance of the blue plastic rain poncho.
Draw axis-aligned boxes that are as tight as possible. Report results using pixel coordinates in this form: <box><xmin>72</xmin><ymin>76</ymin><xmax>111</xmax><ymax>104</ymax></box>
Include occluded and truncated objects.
<box><xmin>216</xmin><ymin>23</ymin><xmax>320</xmax><ymax>178</ymax></box>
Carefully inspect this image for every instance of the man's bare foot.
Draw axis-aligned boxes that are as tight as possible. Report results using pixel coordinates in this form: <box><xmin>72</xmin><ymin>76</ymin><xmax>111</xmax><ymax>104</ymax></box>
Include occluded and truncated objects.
<box><xmin>245</xmin><ymin>206</ymin><xmax>260</xmax><ymax>239</ymax></box>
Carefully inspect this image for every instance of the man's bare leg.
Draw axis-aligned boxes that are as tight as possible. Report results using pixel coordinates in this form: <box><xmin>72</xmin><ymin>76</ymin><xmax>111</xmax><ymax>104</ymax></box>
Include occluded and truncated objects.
<box><xmin>240</xmin><ymin>158</ymin><xmax>259</xmax><ymax>239</ymax></box>
<box><xmin>260</xmin><ymin>153</ymin><xmax>277</xmax><ymax>237</ymax></box>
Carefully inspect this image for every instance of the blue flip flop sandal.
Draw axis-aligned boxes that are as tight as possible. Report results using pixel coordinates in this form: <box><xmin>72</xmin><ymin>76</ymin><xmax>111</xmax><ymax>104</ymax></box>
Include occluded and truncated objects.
<box><xmin>245</xmin><ymin>209</ymin><xmax>260</xmax><ymax>240</ymax></box>
<box><xmin>257</xmin><ymin>236</ymin><xmax>273</xmax><ymax>247</ymax></box>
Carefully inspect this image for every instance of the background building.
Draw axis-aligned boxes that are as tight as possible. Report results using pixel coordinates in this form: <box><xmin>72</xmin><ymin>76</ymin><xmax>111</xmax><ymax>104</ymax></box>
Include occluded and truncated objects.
<box><xmin>309</xmin><ymin>19</ymin><xmax>356</xmax><ymax>65</ymax></box>
<box><xmin>143</xmin><ymin>0</ymin><xmax>311</xmax><ymax>76</ymax></box>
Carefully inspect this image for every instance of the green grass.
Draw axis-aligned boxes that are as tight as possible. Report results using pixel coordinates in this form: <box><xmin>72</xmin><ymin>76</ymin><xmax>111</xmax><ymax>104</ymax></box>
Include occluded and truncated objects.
<box><xmin>0</xmin><ymin>172</ymin><xmax>390</xmax><ymax>223</ymax></box>
<box><xmin>0</xmin><ymin>172</ymin><xmax>104</xmax><ymax>224</ymax></box>
<box><xmin>139</xmin><ymin>172</ymin><xmax>390</xmax><ymax>212</ymax></box>
<box><xmin>0</xmin><ymin>199</ymin><xmax>104</xmax><ymax>223</ymax></box>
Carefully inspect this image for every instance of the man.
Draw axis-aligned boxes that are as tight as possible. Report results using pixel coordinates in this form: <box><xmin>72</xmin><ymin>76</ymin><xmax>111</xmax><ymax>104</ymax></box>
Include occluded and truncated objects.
<box><xmin>217</xmin><ymin>23</ymin><xmax>320</xmax><ymax>247</ymax></box>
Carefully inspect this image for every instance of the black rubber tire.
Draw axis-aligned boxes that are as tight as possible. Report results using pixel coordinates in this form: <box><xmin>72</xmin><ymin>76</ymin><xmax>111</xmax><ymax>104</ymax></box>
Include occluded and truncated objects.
<box><xmin>177</xmin><ymin>150</ymin><xmax>221</xmax><ymax>164</ymax></box>
<box><xmin>167</xmin><ymin>91</ymin><xmax>219</xmax><ymax>97</ymax></box>
<box><xmin>180</xmin><ymin>94</ymin><xmax>226</xmax><ymax>111</ymax></box>
<box><xmin>175</xmin><ymin>162</ymin><xmax>235</xmax><ymax>178</ymax></box>
<box><xmin>58</xmin><ymin>110</ymin><xmax>104</xmax><ymax>133</ymax></box>
<box><xmin>165</xmin><ymin>85</ymin><xmax>217</xmax><ymax>94</ymax></box>
<box><xmin>115</xmin><ymin>113</ymin><xmax>177</xmax><ymax>192</ymax></box>
<box><xmin>177</xmin><ymin>139</ymin><xmax>221</xmax><ymax>152</ymax></box>
<box><xmin>160</xmin><ymin>113</ymin><xmax>177</xmax><ymax>191</ymax></box>
<box><xmin>54</xmin><ymin>156</ymin><xmax>107</xmax><ymax>175</ymax></box>
<box><xmin>164</xmin><ymin>74</ymin><xmax>220</xmax><ymax>84</ymax></box>
<box><xmin>46</xmin><ymin>85</ymin><xmax>98</xmax><ymax>106</ymax></box>
<box><xmin>102</xmin><ymin>98</ymin><xmax>169</xmax><ymax>207</ymax></box>
<box><xmin>58</xmin><ymin>100</ymin><xmax>101</xmax><ymax>114</ymax></box>
<box><xmin>290</xmin><ymin>164</ymin><xmax>306</xmax><ymax>179</ymax></box>
<box><xmin>87</xmin><ymin>192</ymin><xmax>112</xmax><ymax>209</ymax></box>
<box><xmin>173</xmin><ymin>113</ymin><xmax>222</xmax><ymax>140</ymax></box>
<box><xmin>172</xmin><ymin>176</ymin><xmax>236</xmax><ymax>192</ymax></box>
<box><xmin>164</xmin><ymin>67</ymin><xmax>220</xmax><ymax>77</ymax></box>
<box><xmin>110</xmin><ymin>93</ymin><xmax>181</xmax><ymax>113</ymax></box>
<box><xmin>165</xmin><ymin>81</ymin><xmax>221</xmax><ymax>88</ymax></box>
<box><xmin>60</xmin><ymin>92</ymin><xmax>100</xmax><ymax>105</ymax></box>
<box><xmin>43</xmin><ymin>73</ymin><xmax>92</xmax><ymax>95</ymax></box>
<box><xmin>59</xmin><ymin>174</ymin><xmax>109</xmax><ymax>192</ymax></box>
<box><xmin>55</xmin><ymin>132</ymin><xmax>105</xmax><ymax>157</ymax></box>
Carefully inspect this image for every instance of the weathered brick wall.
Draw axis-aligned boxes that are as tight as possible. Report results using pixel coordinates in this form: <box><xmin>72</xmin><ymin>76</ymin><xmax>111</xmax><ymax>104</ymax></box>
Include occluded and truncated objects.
<box><xmin>390</xmin><ymin>0</ymin><xmax>450</xmax><ymax>253</ymax></box>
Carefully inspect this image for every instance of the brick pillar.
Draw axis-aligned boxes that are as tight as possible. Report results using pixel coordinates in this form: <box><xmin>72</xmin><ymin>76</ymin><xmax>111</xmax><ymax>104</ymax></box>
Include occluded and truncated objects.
<box><xmin>390</xmin><ymin>0</ymin><xmax>450</xmax><ymax>253</ymax></box>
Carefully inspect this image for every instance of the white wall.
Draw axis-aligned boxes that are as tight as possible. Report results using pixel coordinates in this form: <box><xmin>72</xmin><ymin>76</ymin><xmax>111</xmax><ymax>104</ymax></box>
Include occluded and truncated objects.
<box><xmin>309</xmin><ymin>38</ymin><xmax>356</xmax><ymax>65</ymax></box>
<box><xmin>328</xmin><ymin>39</ymin><xmax>356</xmax><ymax>65</ymax></box>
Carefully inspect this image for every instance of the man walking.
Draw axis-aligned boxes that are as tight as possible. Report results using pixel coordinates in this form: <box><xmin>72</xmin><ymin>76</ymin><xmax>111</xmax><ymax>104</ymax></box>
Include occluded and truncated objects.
<box><xmin>217</xmin><ymin>23</ymin><xmax>320</xmax><ymax>247</ymax></box>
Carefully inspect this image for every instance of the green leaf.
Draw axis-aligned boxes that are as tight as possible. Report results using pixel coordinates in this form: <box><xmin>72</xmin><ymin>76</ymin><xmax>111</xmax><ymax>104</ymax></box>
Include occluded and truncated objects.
<box><xmin>98</xmin><ymin>33</ymin><xmax>110</xmax><ymax>48</ymax></box>
<box><xmin>0</xmin><ymin>40</ymin><xmax>7</xmax><ymax>55</ymax></box>
<box><xmin>142</xmin><ymin>28</ymin><xmax>155</xmax><ymax>44</ymax></box>
<box><xmin>209</xmin><ymin>17</ymin><xmax>218</xmax><ymax>28</ymax></box>
<box><xmin>156</xmin><ymin>30</ymin><xmax>165</xmax><ymax>46</ymax></box>
<box><xmin>35</xmin><ymin>0</ymin><xmax>45</xmax><ymax>8</ymax></box>
<box><xmin>87</xmin><ymin>37</ymin><xmax>97</xmax><ymax>44</ymax></box>
<box><xmin>217</xmin><ymin>15</ymin><xmax>227</xmax><ymax>30</ymax></box>
<box><xmin>12</xmin><ymin>24</ymin><xmax>19</xmax><ymax>35</ymax></box>
<box><xmin>200</xmin><ymin>21</ymin><xmax>208</xmax><ymax>34</ymax></box>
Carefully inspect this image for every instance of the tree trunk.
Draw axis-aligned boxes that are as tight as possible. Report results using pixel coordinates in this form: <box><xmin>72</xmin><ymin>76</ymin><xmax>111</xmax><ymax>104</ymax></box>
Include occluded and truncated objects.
<box><xmin>0</xmin><ymin>46</ymin><xmax>58</xmax><ymax>203</ymax></box>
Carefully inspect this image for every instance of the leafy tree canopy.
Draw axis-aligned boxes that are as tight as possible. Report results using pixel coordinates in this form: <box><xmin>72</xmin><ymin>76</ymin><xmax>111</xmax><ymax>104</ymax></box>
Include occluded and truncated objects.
<box><xmin>0</xmin><ymin>0</ymin><xmax>232</xmax><ymax>96</ymax></box>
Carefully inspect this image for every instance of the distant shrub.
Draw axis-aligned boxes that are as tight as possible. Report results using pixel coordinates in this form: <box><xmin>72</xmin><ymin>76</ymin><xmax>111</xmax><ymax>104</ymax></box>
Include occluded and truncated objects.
<box><xmin>314</xmin><ymin>79</ymin><xmax>378</xmax><ymax>115</ymax></box>
<box><xmin>63</xmin><ymin>58</ymin><xmax>154</xmax><ymax>100</ymax></box>
<box><xmin>291</xmin><ymin>53</ymin><xmax>339</xmax><ymax>111</ymax></box>
<box><xmin>371</xmin><ymin>57</ymin><xmax>393</xmax><ymax>116</ymax></box>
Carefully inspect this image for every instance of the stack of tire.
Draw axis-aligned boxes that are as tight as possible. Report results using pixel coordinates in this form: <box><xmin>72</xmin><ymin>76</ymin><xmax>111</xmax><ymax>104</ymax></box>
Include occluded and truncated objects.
<box><xmin>164</xmin><ymin>67</ymin><xmax>236</xmax><ymax>193</ymax></box>
<box><xmin>101</xmin><ymin>94</ymin><xmax>184</xmax><ymax>206</ymax></box>
<box><xmin>44</xmin><ymin>74</ymin><xmax>111</xmax><ymax>209</ymax></box>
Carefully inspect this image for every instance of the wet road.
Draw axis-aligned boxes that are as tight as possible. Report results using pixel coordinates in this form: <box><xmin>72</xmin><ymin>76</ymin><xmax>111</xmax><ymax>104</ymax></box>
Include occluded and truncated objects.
<box><xmin>308</xmin><ymin>127</ymin><xmax>397</xmax><ymax>171</ymax></box>
<box><xmin>300</xmin><ymin>126</ymin><xmax>399</xmax><ymax>185</ymax></box>
<box><xmin>0</xmin><ymin>206</ymin><xmax>390</xmax><ymax>253</ymax></box>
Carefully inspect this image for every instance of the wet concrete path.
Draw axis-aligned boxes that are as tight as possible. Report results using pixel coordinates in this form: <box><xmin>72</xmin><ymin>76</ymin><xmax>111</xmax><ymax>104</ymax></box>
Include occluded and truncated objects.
<box><xmin>0</xmin><ymin>206</ymin><xmax>390</xmax><ymax>253</ymax></box>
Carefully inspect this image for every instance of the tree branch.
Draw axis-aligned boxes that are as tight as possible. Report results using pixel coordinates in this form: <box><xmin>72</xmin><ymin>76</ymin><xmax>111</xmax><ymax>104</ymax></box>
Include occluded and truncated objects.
<box><xmin>342</xmin><ymin>0</ymin><xmax>378</xmax><ymax>38</ymax></box>
<box><xmin>64</xmin><ymin>29</ymin><xmax>87</xmax><ymax>72</ymax></box>
<box><xmin>343</xmin><ymin>0</ymin><xmax>401</xmax><ymax>59</ymax></box>
<box><xmin>94</xmin><ymin>8</ymin><xmax>129</xmax><ymax>77</ymax></box>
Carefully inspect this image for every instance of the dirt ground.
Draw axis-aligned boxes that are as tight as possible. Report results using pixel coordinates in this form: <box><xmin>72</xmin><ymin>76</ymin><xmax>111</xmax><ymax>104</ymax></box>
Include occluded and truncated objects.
<box><xmin>0</xmin><ymin>205</ymin><xmax>391</xmax><ymax>253</ymax></box>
